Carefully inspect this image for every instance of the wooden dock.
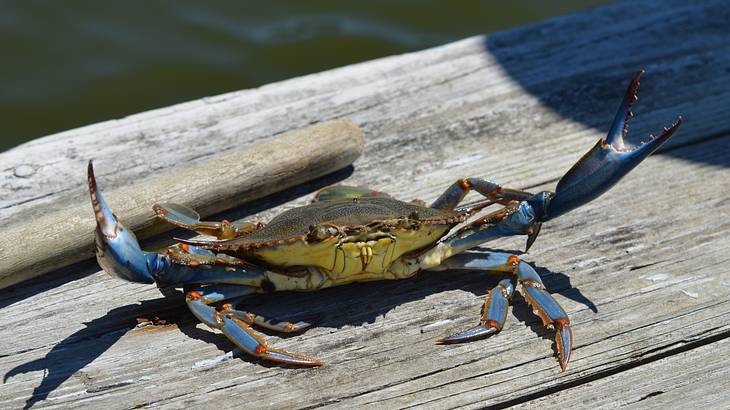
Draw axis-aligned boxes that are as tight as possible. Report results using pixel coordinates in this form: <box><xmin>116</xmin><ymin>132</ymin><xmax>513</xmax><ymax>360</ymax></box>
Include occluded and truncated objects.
<box><xmin>2</xmin><ymin>0</ymin><xmax>730</xmax><ymax>408</ymax></box>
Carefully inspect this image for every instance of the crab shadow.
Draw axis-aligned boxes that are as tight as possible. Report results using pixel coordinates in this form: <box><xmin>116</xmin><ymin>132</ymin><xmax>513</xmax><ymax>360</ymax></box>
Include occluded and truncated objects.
<box><xmin>4</xmin><ymin>249</ymin><xmax>593</xmax><ymax>409</ymax></box>
<box><xmin>2</xmin><ymin>291</ymin><xmax>190</xmax><ymax>409</ymax></box>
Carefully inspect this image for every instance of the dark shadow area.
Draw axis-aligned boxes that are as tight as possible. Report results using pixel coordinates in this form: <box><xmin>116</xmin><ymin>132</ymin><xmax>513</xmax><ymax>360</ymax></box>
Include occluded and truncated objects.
<box><xmin>4</xmin><ymin>251</ymin><xmax>592</xmax><ymax>408</ymax></box>
<box><xmin>2</xmin><ymin>297</ymin><xmax>189</xmax><ymax>409</ymax></box>
<box><xmin>0</xmin><ymin>259</ymin><xmax>99</xmax><ymax>311</ymax></box>
<box><xmin>483</xmin><ymin>0</ymin><xmax>730</xmax><ymax>167</ymax></box>
<box><xmin>534</xmin><ymin>263</ymin><xmax>597</xmax><ymax>314</ymax></box>
<box><xmin>659</xmin><ymin>132</ymin><xmax>730</xmax><ymax>170</ymax></box>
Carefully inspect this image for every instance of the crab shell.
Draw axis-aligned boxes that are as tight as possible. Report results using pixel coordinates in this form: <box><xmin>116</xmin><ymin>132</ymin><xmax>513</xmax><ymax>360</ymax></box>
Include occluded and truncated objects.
<box><xmin>184</xmin><ymin>196</ymin><xmax>470</xmax><ymax>282</ymax></box>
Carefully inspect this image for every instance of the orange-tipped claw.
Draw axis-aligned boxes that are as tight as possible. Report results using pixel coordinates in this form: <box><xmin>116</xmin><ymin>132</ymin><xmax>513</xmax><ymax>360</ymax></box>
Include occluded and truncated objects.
<box><xmin>436</xmin><ymin>278</ymin><xmax>512</xmax><ymax>345</ymax></box>
<box><xmin>519</xmin><ymin>264</ymin><xmax>573</xmax><ymax>372</ymax></box>
<box><xmin>188</xmin><ymin>292</ymin><xmax>323</xmax><ymax>368</ymax></box>
<box><xmin>555</xmin><ymin>319</ymin><xmax>573</xmax><ymax>371</ymax></box>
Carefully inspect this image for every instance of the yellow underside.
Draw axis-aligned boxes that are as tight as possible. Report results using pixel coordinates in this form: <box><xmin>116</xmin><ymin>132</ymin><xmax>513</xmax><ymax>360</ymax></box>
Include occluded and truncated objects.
<box><xmin>253</xmin><ymin>225</ymin><xmax>451</xmax><ymax>286</ymax></box>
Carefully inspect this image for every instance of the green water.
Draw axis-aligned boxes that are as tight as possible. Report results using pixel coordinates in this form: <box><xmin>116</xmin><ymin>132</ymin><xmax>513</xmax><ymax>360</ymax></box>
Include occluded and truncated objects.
<box><xmin>0</xmin><ymin>1</ymin><xmax>609</xmax><ymax>152</ymax></box>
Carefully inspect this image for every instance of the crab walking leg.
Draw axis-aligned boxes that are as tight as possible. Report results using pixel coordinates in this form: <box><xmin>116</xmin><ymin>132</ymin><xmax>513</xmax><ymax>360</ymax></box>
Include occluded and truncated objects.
<box><xmin>186</xmin><ymin>285</ymin><xmax>323</xmax><ymax>366</ymax></box>
<box><xmin>437</xmin><ymin>278</ymin><xmax>515</xmax><ymax>344</ymax></box>
<box><xmin>438</xmin><ymin>252</ymin><xmax>572</xmax><ymax>371</ymax></box>
<box><xmin>430</xmin><ymin>178</ymin><xmax>534</xmax><ymax>210</ymax></box>
<box><xmin>223</xmin><ymin>307</ymin><xmax>313</xmax><ymax>333</ymax></box>
<box><xmin>154</xmin><ymin>202</ymin><xmax>264</xmax><ymax>240</ymax></box>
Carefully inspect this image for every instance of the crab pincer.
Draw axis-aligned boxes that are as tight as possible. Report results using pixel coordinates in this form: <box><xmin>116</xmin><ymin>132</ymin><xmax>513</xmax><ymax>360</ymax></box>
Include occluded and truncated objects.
<box><xmin>88</xmin><ymin>161</ymin><xmax>160</xmax><ymax>284</ymax></box>
<box><xmin>542</xmin><ymin>70</ymin><xmax>682</xmax><ymax>220</ymax></box>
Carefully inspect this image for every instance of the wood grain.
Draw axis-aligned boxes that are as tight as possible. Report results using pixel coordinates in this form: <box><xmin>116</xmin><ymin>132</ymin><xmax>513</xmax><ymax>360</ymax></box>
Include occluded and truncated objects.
<box><xmin>2</xmin><ymin>0</ymin><xmax>730</xmax><ymax>408</ymax></box>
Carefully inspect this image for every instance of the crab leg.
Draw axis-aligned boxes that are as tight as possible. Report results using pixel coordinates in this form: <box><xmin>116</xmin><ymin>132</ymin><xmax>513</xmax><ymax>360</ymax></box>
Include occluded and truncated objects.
<box><xmin>437</xmin><ymin>277</ymin><xmax>514</xmax><ymax>344</ymax></box>
<box><xmin>438</xmin><ymin>252</ymin><xmax>572</xmax><ymax>371</ymax></box>
<box><xmin>154</xmin><ymin>203</ymin><xmax>264</xmax><ymax>240</ymax></box>
<box><xmin>224</xmin><ymin>307</ymin><xmax>313</xmax><ymax>333</ymax></box>
<box><xmin>397</xmin><ymin>200</ymin><xmax>539</xmax><ymax>273</ymax></box>
<box><xmin>431</xmin><ymin>178</ymin><xmax>534</xmax><ymax>210</ymax></box>
<box><xmin>186</xmin><ymin>285</ymin><xmax>323</xmax><ymax>366</ymax></box>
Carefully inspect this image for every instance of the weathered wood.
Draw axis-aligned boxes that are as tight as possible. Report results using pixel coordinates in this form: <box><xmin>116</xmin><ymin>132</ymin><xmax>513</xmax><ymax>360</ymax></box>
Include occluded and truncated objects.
<box><xmin>0</xmin><ymin>120</ymin><xmax>363</xmax><ymax>289</ymax></box>
<box><xmin>3</xmin><ymin>133</ymin><xmax>730</xmax><ymax>409</ymax></box>
<box><xmin>2</xmin><ymin>0</ymin><xmax>730</xmax><ymax>408</ymax></box>
<box><xmin>513</xmin><ymin>337</ymin><xmax>730</xmax><ymax>409</ymax></box>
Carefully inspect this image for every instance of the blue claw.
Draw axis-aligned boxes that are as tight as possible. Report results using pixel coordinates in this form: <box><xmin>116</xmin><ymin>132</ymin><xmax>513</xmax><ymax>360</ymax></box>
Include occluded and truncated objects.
<box><xmin>541</xmin><ymin>71</ymin><xmax>682</xmax><ymax>220</ymax></box>
<box><xmin>88</xmin><ymin>161</ymin><xmax>161</xmax><ymax>283</ymax></box>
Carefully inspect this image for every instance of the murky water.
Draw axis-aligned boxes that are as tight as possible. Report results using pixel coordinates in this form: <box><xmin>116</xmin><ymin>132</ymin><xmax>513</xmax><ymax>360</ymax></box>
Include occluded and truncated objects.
<box><xmin>0</xmin><ymin>1</ymin><xmax>608</xmax><ymax>152</ymax></box>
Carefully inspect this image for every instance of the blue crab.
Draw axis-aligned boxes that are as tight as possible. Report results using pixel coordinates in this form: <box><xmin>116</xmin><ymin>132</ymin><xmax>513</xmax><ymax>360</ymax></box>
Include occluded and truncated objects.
<box><xmin>89</xmin><ymin>71</ymin><xmax>681</xmax><ymax>371</ymax></box>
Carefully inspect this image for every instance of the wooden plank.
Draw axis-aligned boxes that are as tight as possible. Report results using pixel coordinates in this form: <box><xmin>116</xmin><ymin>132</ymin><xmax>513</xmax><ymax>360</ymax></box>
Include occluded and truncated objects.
<box><xmin>2</xmin><ymin>130</ymin><xmax>729</xmax><ymax>409</ymax></box>
<box><xmin>512</xmin><ymin>337</ymin><xmax>730</xmax><ymax>409</ymax></box>
<box><xmin>2</xmin><ymin>0</ymin><xmax>730</xmax><ymax>408</ymax></box>
<box><xmin>0</xmin><ymin>120</ymin><xmax>363</xmax><ymax>289</ymax></box>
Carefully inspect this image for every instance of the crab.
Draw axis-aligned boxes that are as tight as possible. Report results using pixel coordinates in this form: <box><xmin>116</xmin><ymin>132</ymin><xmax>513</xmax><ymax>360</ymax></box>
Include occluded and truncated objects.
<box><xmin>89</xmin><ymin>70</ymin><xmax>681</xmax><ymax>371</ymax></box>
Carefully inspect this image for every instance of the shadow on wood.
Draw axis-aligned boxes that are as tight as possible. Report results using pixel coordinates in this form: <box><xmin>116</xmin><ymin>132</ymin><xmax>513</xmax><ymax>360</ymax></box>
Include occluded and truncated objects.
<box><xmin>3</xmin><ymin>254</ymin><xmax>595</xmax><ymax>408</ymax></box>
<box><xmin>484</xmin><ymin>0</ymin><xmax>730</xmax><ymax>166</ymax></box>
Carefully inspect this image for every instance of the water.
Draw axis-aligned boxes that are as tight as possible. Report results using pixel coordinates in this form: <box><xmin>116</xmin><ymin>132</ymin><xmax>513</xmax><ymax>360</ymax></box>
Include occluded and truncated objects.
<box><xmin>0</xmin><ymin>1</ymin><xmax>609</xmax><ymax>152</ymax></box>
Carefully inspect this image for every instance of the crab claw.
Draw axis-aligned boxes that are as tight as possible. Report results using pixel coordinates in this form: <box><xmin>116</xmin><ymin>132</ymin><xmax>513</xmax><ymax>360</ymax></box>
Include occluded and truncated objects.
<box><xmin>542</xmin><ymin>70</ymin><xmax>682</xmax><ymax>220</ymax></box>
<box><xmin>88</xmin><ymin>161</ymin><xmax>160</xmax><ymax>283</ymax></box>
<box><xmin>555</xmin><ymin>319</ymin><xmax>572</xmax><ymax>371</ymax></box>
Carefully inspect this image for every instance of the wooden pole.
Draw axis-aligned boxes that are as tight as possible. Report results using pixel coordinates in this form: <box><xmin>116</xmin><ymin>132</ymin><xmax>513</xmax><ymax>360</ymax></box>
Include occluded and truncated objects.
<box><xmin>0</xmin><ymin>119</ymin><xmax>363</xmax><ymax>289</ymax></box>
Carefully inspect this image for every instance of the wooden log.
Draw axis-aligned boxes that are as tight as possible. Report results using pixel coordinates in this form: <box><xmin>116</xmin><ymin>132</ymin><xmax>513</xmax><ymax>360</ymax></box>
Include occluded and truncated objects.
<box><xmin>0</xmin><ymin>120</ymin><xmax>363</xmax><ymax>289</ymax></box>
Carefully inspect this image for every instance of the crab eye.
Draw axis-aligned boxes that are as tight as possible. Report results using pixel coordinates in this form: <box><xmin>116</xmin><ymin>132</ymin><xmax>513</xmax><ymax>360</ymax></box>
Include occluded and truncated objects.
<box><xmin>307</xmin><ymin>225</ymin><xmax>336</xmax><ymax>242</ymax></box>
